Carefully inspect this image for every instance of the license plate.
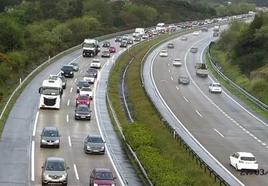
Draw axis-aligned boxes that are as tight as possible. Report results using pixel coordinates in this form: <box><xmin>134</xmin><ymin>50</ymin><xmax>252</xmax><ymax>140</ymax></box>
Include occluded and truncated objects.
<box><xmin>81</xmin><ymin>116</ymin><xmax>86</xmax><ymax>118</ymax></box>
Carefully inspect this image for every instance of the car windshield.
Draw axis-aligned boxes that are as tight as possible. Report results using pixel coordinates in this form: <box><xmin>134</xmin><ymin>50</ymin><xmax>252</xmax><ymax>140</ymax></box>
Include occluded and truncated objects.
<box><xmin>81</xmin><ymin>87</ymin><xmax>91</xmax><ymax>91</ymax></box>
<box><xmin>70</xmin><ymin>63</ymin><xmax>78</xmax><ymax>66</ymax></box>
<box><xmin>79</xmin><ymin>95</ymin><xmax>89</xmax><ymax>100</ymax></box>
<box><xmin>42</xmin><ymin>87</ymin><xmax>60</xmax><ymax>95</ymax></box>
<box><xmin>213</xmin><ymin>84</ymin><xmax>221</xmax><ymax>87</ymax></box>
<box><xmin>241</xmin><ymin>156</ymin><xmax>256</xmax><ymax>161</ymax></box>
<box><xmin>77</xmin><ymin>106</ymin><xmax>89</xmax><ymax>112</ymax></box>
<box><xmin>83</xmin><ymin>43</ymin><xmax>95</xmax><ymax>48</ymax></box>
<box><xmin>46</xmin><ymin>161</ymin><xmax>65</xmax><ymax>171</ymax></box>
<box><xmin>78</xmin><ymin>81</ymin><xmax>89</xmax><ymax>87</ymax></box>
<box><xmin>87</xmin><ymin>69</ymin><xmax>97</xmax><ymax>73</ymax></box>
<box><xmin>61</xmin><ymin>66</ymin><xmax>73</xmax><ymax>71</ymax></box>
<box><xmin>88</xmin><ymin>137</ymin><xmax>103</xmax><ymax>143</ymax></box>
<box><xmin>43</xmin><ymin>129</ymin><xmax>59</xmax><ymax>137</ymax></box>
<box><xmin>95</xmin><ymin>171</ymin><xmax>113</xmax><ymax>180</ymax></box>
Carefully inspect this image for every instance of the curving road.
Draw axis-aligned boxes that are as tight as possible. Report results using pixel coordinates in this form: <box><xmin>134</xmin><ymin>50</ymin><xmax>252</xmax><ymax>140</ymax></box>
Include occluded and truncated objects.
<box><xmin>148</xmin><ymin>28</ymin><xmax>268</xmax><ymax>186</ymax></box>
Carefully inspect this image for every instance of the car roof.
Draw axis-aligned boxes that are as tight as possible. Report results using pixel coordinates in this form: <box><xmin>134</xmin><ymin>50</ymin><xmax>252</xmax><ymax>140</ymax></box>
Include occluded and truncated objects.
<box><xmin>212</xmin><ymin>82</ymin><xmax>220</xmax><ymax>85</ymax></box>
<box><xmin>43</xmin><ymin>126</ymin><xmax>58</xmax><ymax>131</ymax></box>
<box><xmin>87</xmin><ymin>135</ymin><xmax>102</xmax><ymax>138</ymax></box>
<box><xmin>237</xmin><ymin>152</ymin><xmax>255</xmax><ymax>157</ymax></box>
<box><xmin>47</xmin><ymin>157</ymin><xmax>64</xmax><ymax>162</ymax></box>
<box><xmin>94</xmin><ymin>168</ymin><xmax>112</xmax><ymax>172</ymax></box>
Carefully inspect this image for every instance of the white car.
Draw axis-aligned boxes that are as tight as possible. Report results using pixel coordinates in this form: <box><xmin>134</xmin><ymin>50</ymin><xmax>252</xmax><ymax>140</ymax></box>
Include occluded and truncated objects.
<box><xmin>173</xmin><ymin>58</ymin><xmax>182</xmax><ymax>67</ymax></box>
<box><xmin>193</xmin><ymin>31</ymin><xmax>200</xmax><ymax>36</ymax></box>
<box><xmin>209</xmin><ymin>82</ymin><xmax>222</xmax><ymax>93</ymax></box>
<box><xmin>159</xmin><ymin>49</ymin><xmax>168</xmax><ymax>57</ymax></box>
<box><xmin>230</xmin><ymin>152</ymin><xmax>258</xmax><ymax>171</ymax></box>
<box><xmin>181</xmin><ymin>36</ymin><xmax>187</xmax><ymax>41</ymax></box>
<box><xmin>83</xmin><ymin>74</ymin><xmax>95</xmax><ymax>84</ymax></box>
<box><xmin>90</xmin><ymin>58</ymin><xmax>101</xmax><ymax>69</ymax></box>
<box><xmin>79</xmin><ymin>87</ymin><xmax>93</xmax><ymax>99</ymax></box>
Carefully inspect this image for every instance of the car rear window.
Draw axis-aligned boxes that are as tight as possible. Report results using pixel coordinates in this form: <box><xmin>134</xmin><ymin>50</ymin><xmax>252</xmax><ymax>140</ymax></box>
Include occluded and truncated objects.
<box><xmin>241</xmin><ymin>157</ymin><xmax>256</xmax><ymax>161</ymax></box>
<box><xmin>43</xmin><ymin>129</ymin><xmax>59</xmax><ymax>137</ymax></box>
<box><xmin>46</xmin><ymin>161</ymin><xmax>65</xmax><ymax>171</ymax></box>
<box><xmin>95</xmin><ymin>171</ymin><xmax>113</xmax><ymax>180</ymax></box>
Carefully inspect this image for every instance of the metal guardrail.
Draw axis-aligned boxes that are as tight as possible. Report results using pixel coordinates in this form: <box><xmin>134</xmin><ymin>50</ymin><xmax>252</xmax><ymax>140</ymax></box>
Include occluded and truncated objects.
<box><xmin>208</xmin><ymin>43</ymin><xmax>268</xmax><ymax>112</ymax></box>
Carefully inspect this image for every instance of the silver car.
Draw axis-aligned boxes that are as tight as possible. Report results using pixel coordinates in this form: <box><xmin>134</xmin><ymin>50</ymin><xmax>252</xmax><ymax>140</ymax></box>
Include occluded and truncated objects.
<box><xmin>40</xmin><ymin>127</ymin><xmax>60</xmax><ymax>148</ymax></box>
<box><xmin>70</xmin><ymin>62</ymin><xmax>79</xmax><ymax>71</ymax></box>
<box><xmin>42</xmin><ymin>157</ymin><xmax>69</xmax><ymax>185</ymax></box>
<box><xmin>84</xmin><ymin>135</ymin><xmax>105</xmax><ymax>154</ymax></box>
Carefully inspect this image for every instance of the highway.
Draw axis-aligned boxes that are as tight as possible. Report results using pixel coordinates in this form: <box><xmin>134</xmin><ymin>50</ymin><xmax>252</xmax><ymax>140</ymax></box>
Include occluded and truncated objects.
<box><xmin>148</xmin><ymin>28</ymin><xmax>268</xmax><ymax>186</ymax></box>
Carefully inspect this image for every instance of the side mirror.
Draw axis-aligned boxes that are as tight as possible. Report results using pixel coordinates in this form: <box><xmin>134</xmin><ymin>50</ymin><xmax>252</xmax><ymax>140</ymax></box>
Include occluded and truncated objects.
<box><xmin>66</xmin><ymin>166</ymin><xmax>70</xmax><ymax>170</ymax></box>
<box><xmin>39</xmin><ymin>87</ymin><xmax>43</xmax><ymax>94</ymax></box>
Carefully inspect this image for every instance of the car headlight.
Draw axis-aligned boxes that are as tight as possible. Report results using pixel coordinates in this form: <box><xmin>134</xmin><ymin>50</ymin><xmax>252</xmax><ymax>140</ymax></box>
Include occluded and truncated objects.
<box><xmin>87</xmin><ymin>146</ymin><xmax>91</xmax><ymax>150</ymax></box>
<box><xmin>54</xmin><ymin>140</ymin><xmax>59</xmax><ymax>143</ymax></box>
<box><xmin>41</xmin><ymin>139</ymin><xmax>46</xmax><ymax>143</ymax></box>
<box><xmin>111</xmin><ymin>184</ymin><xmax>115</xmax><ymax>186</ymax></box>
<box><xmin>44</xmin><ymin>174</ymin><xmax>51</xmax><ymax>180</ymax></box>
<box><xmin>60</xmin><ymin>173</ymin><xmax>67</xmax><ymax>180</ymax></box>
<box><xmin>70</xmin><ymin>71</ymin><xmax>73</xmax><ymax>74</ymax></box>
<box><xmin>94</xmin><ymin>183</ymin><xmax>98</xmax><ymax>186</ymax></box>
<box><xmin>100</xmin><ymin>146</ymin><xmax>105</xmax><ymax>150</ymax></box>
<box><xmin>75</xmin><ymin>113</ymin><xmax>79</xmax><ymax>116</ymax></box>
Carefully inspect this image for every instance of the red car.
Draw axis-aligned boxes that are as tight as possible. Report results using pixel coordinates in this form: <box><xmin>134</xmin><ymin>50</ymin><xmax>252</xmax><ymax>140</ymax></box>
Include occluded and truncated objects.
<box><xmin>76</xmin><ymin>94</ymin><xmax>90</xmax><ymax>107</ymax></box>
<box><xmin>89</xmin><ymin>168</ymin><xmax>116</xmax><ymax>186</ymax></box>
<box><xmin>109</xmin><ymin>46</ymin><xmax>116</xmax><ymax>53</ymax></box>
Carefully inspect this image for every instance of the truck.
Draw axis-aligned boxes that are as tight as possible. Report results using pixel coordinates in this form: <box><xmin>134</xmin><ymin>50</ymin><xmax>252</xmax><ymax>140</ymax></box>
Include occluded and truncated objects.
<box><xmin>156</xmin><ymin>23</ymin><xmax>165</xmax><ymax>33</ymax></box>
<box><xmin>82</xmin><ymin>39</ymin><xmax>100</xmax><ymax>57</ymax></box>
<box><xmin>133</xmin><ymin>28</ymin><xmax>145</xmax><ymax>38</ymax></box>
<box><xmin>195</xmin><ymin>63</ymin><xmax>208</xmax><ymax>77</ymax></box>
<box><xmin>39</xmin><ymin>79</ymin><xmax>63</xmax><ymax>109</ymax></box>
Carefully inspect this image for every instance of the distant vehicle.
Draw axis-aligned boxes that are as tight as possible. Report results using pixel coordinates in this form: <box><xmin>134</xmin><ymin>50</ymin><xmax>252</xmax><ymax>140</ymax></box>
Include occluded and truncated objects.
<box><xmin>230</xmin><ymin>152</ymin><xmax>258</xmax><ymax>171</ymax></box>
<box><xmin>61</xmin><ymin>65</ymin><xmax>74</xmax><ymax>78</ymax></box>
<box><xmin>193</xmin><ymin>31</ymin><xmax>200</xmax><ymax>36</ymax></box>
<box><xmin>209</xmin><ymin>82</ymin><xmax>222</xmax><ymax>93</ymax></box>
<box><xmin>181</xmin><ymin>36</ymin><xmax>187</xmax><ymax>41</ymax></box>
<box><xmin>213</xmin><ymin>31</ymin><xmax>219</xmax><ymax>37</ymax></box>
<box><xmin>120</xmin><ymin>41</ymin><xmax>128</xmax><ymax>48</ymax></box>
<box><xmin>167</xmin><ymin>42</ymin><xmax>174</xmax><ymax>49</ymax></box>
<box><xmin>90</xmin><ymin>58</ymin><xmax>101</xmax><ymax>69</ymax></box>
<box><xmin>201</xmin><ymin>27</ymin><xmax>208</xmax><ymax>32</ymax></box>
<box><xmin>82</xmin><ymin>39</ymin><xmax>100</xmax><ymax>57</ymax></box>
<box><xmin>195</xmin><ymin>63</ymin><xmax>208</xmax><ymax>77</ymax></box>
<box><xmin>134</xmin><ymin>36</ymin><xmax>141</xmax><ymax>42</ymax></box>
<box><xmin>142</xmin><ymin>34</ymin><xmax>149</xmax><ymax>39</ymax></box>
<box><xmin>122</xmin><ymin>35</ymin><xmax>128</xmax><ymax>41</ymax></box>
<box><xmin>58</xmin><ymin>75</ymin><xmax>67</xmax><ymax>89</ymax></box>
<box><xmin>74</xmin><ymin>104</ymin><xmax>91</xmax><ymax>120</ymax></box>
<box><xmin>190</xmin><ymin>47</ymin><xmax>198</xmax><ymax>53</ymax></box>
<box><xmin>70</xmin><ymin>62</ymin><xmax>79</xmax><ymax>71</ymax></box>
<box><xmin>84</xmin><ymin>135</ymin><xmax>105</xmax><ymax>154</ymax></box>
<box><xmin>83</xmin><ymin>74</ymin><xmax>95</xmax><ymax>84</ymax></box>
<box><xmin>40</xmin><ymin>127</ymin><xmax>60</xmax><ymax>148</ymax></box>
<box><xmin>213</xmin><ymin>25</ymin><xmax>220</xmax><ymax>32</ymax></box>
<box><xmin>101</xmin><ymin>50</ymin><xmax>110</xmax><ymax>58</ymax></box>
<box><xmin>133</xmin><ymin>28</ymin><xmax>145</xmax><ymax>38</ymax></box>
<box><xmin>173</xmin><ymin>58</ymin><xmax>182</xmax><ymax>67</ymax></box>
<box><xmin>115</xmin><ymin>36</ymin><xmax>122</xmax><ymax>42</ymax></box>
<box><xmin>102</xmin><ymin>41</ymin><xmax>110</xmax><ymax>48</ymax></box>
<box><xmin>41</xmin><ymin>157</ymin><xmax>69</xmax><ymax>185</ymax></box>
<box><xmin>87</xmin><ymin>68</ymin><xmax>98</xmax><ymax>78</ymax></box>
<box><xmin>127</xmin><ymin>38</ymin><xmax>134</xmax><ymax>44</ymax></box>
<box><xmin>89</xmin><ymin>168</ymin><xmax>116</xmax><ymax>186</ymax></box>
<box><xmin>159</xmin><ymin>49</ymin><xmax>168</xmax><ymax>57</ymax></box>
<box><xmin>178</xmin><ymin>75</ymin><xmax>190</xmax><ymax>85</ymax></box>
<box><xmin>79</xmin><ymin>87</ymin><xmax>93</xmax><ymax>100</ymax></box>
<box><xmin>39</xmin><ymin>79</ymin><xmax>63</xmax><ymax>109</ymax></box>
<box><xmin>76</xmin><ymin>80</ymin><xmax>90</xmax><ymax>93</ymax></box>
<box><xmin>109</xmin><ymin>46</ymin><xmax>116</xmax><ymax>53</ymax></box>
<box><xmin>156</xmin><ymin>23</ymin><xmax>165</xmax><ymax>32</ymax></box>
<box><xmin>48</xmin><ymin>75</ymin><xmax>63</xmax><ymax>89</ymax></box>
<box><xmin>76</xmin><ymin>94</ymin><xmax>90</xmax><ymax>107</ymax></box>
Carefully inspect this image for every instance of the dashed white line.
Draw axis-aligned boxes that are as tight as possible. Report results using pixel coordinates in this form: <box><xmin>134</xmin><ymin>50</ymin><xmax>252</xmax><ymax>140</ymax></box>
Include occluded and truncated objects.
<box><xmin>80</xmin><ymin>70</ymin><xmax>83</xmax><ymax>74</ymax></box>
<box><xmin>262</xmin><ymin>143</ymin><xmax>266</xmax><ymax>146</ymax></box>
<box><xmin>66</xmin><ymin>114</ymin><xmax>69</xmax><ymax>123</ymax></box>
<box><xmin>32</xmin><ymin>111</ymin><xmax>39</xmax><ymax>136</ymax></box>
<box><xmin>68</xmin><ymin>136</ymin><xmax>72</xmax><ymax>147</ymax></box>
<box><xmin>183</xmin><ymin>96</ymin><xmax>189</xmax><ymax>102</ymax></box>
<box><xmin>31</xmin><ymin>141</ymin><xmax>35</xmax><ymax>181</ymax></box>
<box><xmin>170</xmin><ymin>76</ymin><xmax>173</xmax><ymax>81</ymax></box>
<box><xmin>168</xmin><ymin>69</ymin><xmax>171</xmax><ymax>73</ymax></box>
<box><xmin>74</xmin><ymin>78</ymin><xmax>77</xmax><ymax>83</ymax></box>
<box><xmin>176</xmin><ymin>86</ymin><xmax>179</xmax><ymax>90</ymax></box>
<box><xmin>70</xmin><ymin>87</ymin><xmax>73</xmax><ymax>93</ymax></box>
<box><xmin>195</xmin><ymin>110</ymin><xmax>203</xmax><ymax>118</ymax></box>
<box><xmin>73</xmin><ymin>164</ymin><xmax>79</xmax><ymax>180</ymax></box>
<box><xmin>67</xmin><ymin>99</ymin><xmax>70</xmax><ymax>106</ymax></box>
<box><xmin>214</xmin><ymin>128</ymin><xmax>225</xmax><ymax>138</ymax></box>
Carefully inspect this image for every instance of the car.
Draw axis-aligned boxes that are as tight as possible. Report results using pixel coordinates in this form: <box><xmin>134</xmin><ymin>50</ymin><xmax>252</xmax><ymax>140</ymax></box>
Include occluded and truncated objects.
<box><xmin>134</xmin><ymin>36</ymin><xmax>141</xmax><ymax>42</ymax></box>
<box><xmin>213</xmin><ymin>31</ymin><xmax>219</xmax><ymax>37</ymax></box>
<box><xmin>181</xmin><ymin>36</ymin><xmax>187</xmax><ymax>41</ymax></box>
<box><xmin>58</xmin><ymin>75</ymin><xmax>67</xmax><ymax>89</ymax></box>
<box><xmin>74</xmin><ymin>104</ymin><xmax>91</xmax><ymax>120</ymax></box>
<box><xmin>79</xmin><ymin>87</ymin><xmax>93</xmax><ymax>99</ymax></box>
<box><xmin>201</xmin><ymin>27</ymin><xmax>208</xmax><ymax>32</ymax></box>
<box><xmin>87</xmin><ymin>68</ymin><xmax>98</xmax><ymax>78</ymax></box>
<box><xmin>115</xmin><ymin>36</ymin><xmax>122</xmax><ymax>42</ymax></box>
<box><xmin>61</xmin><ymin>65</ymin><xmax>74</xmax><ymax>78</ymax></box>
<box><xmin>76</xmin><ymin>80</ymin><xmax>90</xmax><ymax>93</ymax></box>
<box><xmin>230</xmin><ymin>152</ymin><xmax>258</xmax><ymax>171</ymax></box>
<box><xmin>167</xmin><ymin>42</ymin><xmax>174</xmax><ymax>49</ymax></box>
<box><xmin>70</xmin><ymin>62</ymin><xmax>79</xmax><ymax>71</ymax></box>
<box><xmin>178</xmin><ymin>75</ymin><xmax>190</xmax><ymax>85</ymax></box>
<box><xmin>102</xmin><ymin>41</ymin><xmax>110</xmax><ymax>48</ymax></box>
<box><xmin>209</xmin><ymin>82</ymin><xmax>222</xmax><ymax>93</ymax></box>
<box><xmin>122</xmin><ymin>35</ymin><xmax>128</xmax><ymax>41</ymax></box>
<box><xmin>101</xmin><ymin>50</ymin><xmax>111</xmax><ymax>58</ymax></box>
<box><xmin>84</xmin><ymin>74</ymin><xmax>95</xmax><ymax>84</ymax></box>
<box><xmin>89</xmin><ymin>168</ymin><xmax>116</xmax><ymax>186</ymax></box>
<box><xmin>142</xmin><ymin>34</ymin><xmax>149</xmax><ymax>39</ymax></box>
<box><xmin>120</xmin><ymin>41</ymin><xmax>128</xmax><ymax>48</ymax></box>
<box><xmin>40</xmin><ymin>127</ymin><xmax>60</xmax><ymax>148</ymax></box>
<box><xmin>76</xmin><ymin>94</ymin><xmax>90</xmax><ymax>107</ymax></box>
<box><xmin>109</xmin><ymin>46</ymin><xmax>116</xmax><ymax>53</ymax></box>
<box><xmin>41</xmin><ymin>157</ymin><xmax>69</xmax><ymax>185</ymax></box>
<box><xmin>90</xmin><ymin>58</ymin><xmax>101</xmax><ymax>69</ymax></box>
<box><xmin>159</xmin><ymin>49</ymin><xmax>168</xmax><ymax>57</ymax></box>
<box><xmin>84</xmin><ymin>135</ymin><xmax>105</xmax><ymax>154</ymax></box>
<box><xmin>190</xmin><ymin>47</ymin><xmax>198</xmax><ymax>53</ymax></box>
<box><xmin>173</xmin><ymin>58</ymin><xmax>182</xmax><ymax>67</ymax></box>
<box><xmin>193</xmin><ymin>31</ymin><xmax>200</xmax><ymax>36</ymax></box>
<box><xmin>127</xmin><ymin>38</ymin><xmax>133</xmax><ymax>44</ymax></box>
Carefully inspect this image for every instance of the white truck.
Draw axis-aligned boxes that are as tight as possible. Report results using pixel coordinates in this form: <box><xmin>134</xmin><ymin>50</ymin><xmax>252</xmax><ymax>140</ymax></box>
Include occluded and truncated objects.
<box><xmin>133</xmin><ymin>28</ymin><xmax>145</xmax><ymax>38</ymax></box>
<box><xmin>156</xmin><ymin>23</ymin><xmax>166</xmax><ymax>33</ymax></box>
<box><xmin>195</xmin><ymin>63</ymin><xmax>208</xmax><ymax>77</ymax></box>
<box><xmin>82</xmin><ymin>39</ymin><xmax>100</xmax><ymax>57</ymax></box>
<box><xmin>39</xmin><ymin>79</ymin><xmax>63</xmax><ymax>109</ymax></box>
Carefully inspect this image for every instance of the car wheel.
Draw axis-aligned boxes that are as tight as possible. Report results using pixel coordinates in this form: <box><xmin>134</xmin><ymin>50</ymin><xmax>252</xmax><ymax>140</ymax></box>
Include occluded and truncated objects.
<box><xmin>57</xmin><ymin>144</ymin><xmax>60</xmax><ymax>149</ymax></box>
<box><xmin>40</xmin><ymin>144</ymin><xmax>43</xmax><ymax>148</ymax></box>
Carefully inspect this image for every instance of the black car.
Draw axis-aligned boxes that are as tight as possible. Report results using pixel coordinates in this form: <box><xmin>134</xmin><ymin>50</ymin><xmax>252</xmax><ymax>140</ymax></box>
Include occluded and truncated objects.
<box><xmin>127</xmin><ymin>38</ymin><xmax>133</xmax><ymax>44</ymax></box>
<box><xmin>87</xmin><ymin>68</ymin><xmax>98</xmax><ymax>78</ymax></box>
<box><xmin>167</xmin><ymin>42</ymin><xmax>174</xmax><ymax>49</ymax></box>
<box><xmin>84</xmin><ymin>135</ymin><xmax>105</xmax><ymax>154</ymax></box>
<box><xmin>178</xmin><ymin>75</ymin><xmax>190</xmax><ymax>85</ymax></box>
<box><xmin>40</xmin><ymin>127</ymin><xmax>60</xmax><ymax>148</ymax></box>
<box><xmin>115</xmin><ymin>36</ymin><xmax>122</xmax><ymax>42</ymax></box>
<box><xmin>101</xmin><ymin>50</ymin><xmax>110</xmax><ymax>58</ymax></box>
<box><xmin>77</xmin><ymin>80</ymin><xmax>90</xmax><ymax>93</ymax></box>
<box><xmin>74</xmin><ymin>104</ymin><xmax>91</xmax><ymax>120</ymax></box>
<box><xmin>61</xmin><ymin>65</ymin><xmax>74</xmax><ymax>78</ymax></box>
<box><xmin>120</xmin><ymin>41</ymin><xmax>127</xmax><ymax>48</ymax></box>
<box><xmin>102</xmin><ymin>41</ymin><xmax>110</xmax><ymax>48</ymax></box>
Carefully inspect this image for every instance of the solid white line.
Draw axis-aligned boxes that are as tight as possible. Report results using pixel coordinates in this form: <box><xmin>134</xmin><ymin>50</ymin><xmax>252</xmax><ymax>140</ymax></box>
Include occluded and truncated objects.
<box><xmin>74</xmin><ymin>78</ymin><xmax>77</xmax><ymax>83</ymax></box>
<box><xmin>31</xmin><ymin>141</ymin><xmax>35</xmax><ymax>182</ymax></box>
<box><xmin>66</xmin><ymin>114</ymin><xmax>69</xmax><ymax>123</ymax></box>
<box><xmin>67</xmin><ymin>99</ymin><xmax>70</xmax><ymax>106</ymax></box>
<box><xmin>195</xmin><ymin>110</ymin><xmax>203</xmax><ymax>118</ymax></box>
<box><xmin>32</xmin><ymin>111</ymin><xmax>39</xmax><ymax>136</ymax></box>
<box><xmin>73</xmin><ymin>164</ymin><xmax>79</xmax><ymax>180</ymax></box>
<box><xmin>183</xmin><ymin>96</ymin><xmax>189</xmax><ymax>102</ymax></box>
<box><xmin>214</xmin><ymin>128</ymin><xmax>225</xmax><ymax>138</ymax></box>
<box><xmin>68</xmin><ymin>136</ymin><xmax>72</xmax><ymax>147</ymax></box>
<box><xmin>70</xmin><ymin>87</ymin><xmax>73</xmax><ymax>93</ymax></box>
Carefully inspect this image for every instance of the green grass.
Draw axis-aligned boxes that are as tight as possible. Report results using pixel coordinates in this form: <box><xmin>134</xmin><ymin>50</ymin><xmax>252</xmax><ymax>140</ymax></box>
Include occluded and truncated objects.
<box><xmin>108</xmin><ymin>33</ymin><xmax>220</xmax><ymax>186</ymax></box>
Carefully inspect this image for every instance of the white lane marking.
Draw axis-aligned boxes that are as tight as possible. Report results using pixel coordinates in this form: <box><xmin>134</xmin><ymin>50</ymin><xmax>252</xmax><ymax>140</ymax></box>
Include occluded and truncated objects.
<box><xmin>183</xmin><ymin>96</ymin><xmax>189</xmax><ymax>102</ymax></box>
<box><xmin>68</xmin><ymin>55</ymin><xmax>81</xmax><ymax>64</ymax></box>
<box><xmin>195</xmin><ymin>110</ymin><xmax>203</xmax><ymax>118</ymax></box>
<box><xmin>168</xmin><ymin>69</ymin><xmax>171</xmax><ymax>73</ymax></box>
<box><xmin>74</xmin><ymin>78</ymin><xmax>77</xmax><ymax>83</ymax></box>
<box><xmin>32</xmin><ymin>111</ymin><xmax>39</xmax><ymax>136</ymax></box>
<box><xmin>262</xmin><ymin>143</ymin><xmax>266</xmax><ymax>146</ymax></box>
<box><xmin>176</xmin><ymin>86</ymin><xmax>179</xmax><ymax>90</ymax></box>
<box><xmin>214</xmin><ymin>128</ymin><xmax>225</xmax><ymax>138</ymax></box>
<box><xmin>66</xmin><ymin>114</ymin><xmax>69</xmax><ymax>123</ymax></box>
<box><xmin>170</xmin><ymin>76</ymin><xmax>173</xmax><ymax>81</ymax></box>
<box><xmin>68</xmin><ymin>136</ymin><xmax>72</xmax><ymax>147</ymax></box>
<box><xmin>31</xmin><ymin>141</ymin><xmax>35</xmax><ymax>181</ymax></box>
<box><xmin>67</xmin><ymin>99</ymin><xmax>70</xmax><ymax>106</ymax></box>
<box><xmin>80</xmin><ymin>70</ymin><xmax>83</xmax><ymax>74</ymax></box>
<box><xmin>73</xmin><ymin>164</ymin><xmax>79</xmax><ymax>180</ymax></box>
<box><xmin>70</xmin><ymin>87</ymin><xmax>73</xmax><ymax>93</ymax></box>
